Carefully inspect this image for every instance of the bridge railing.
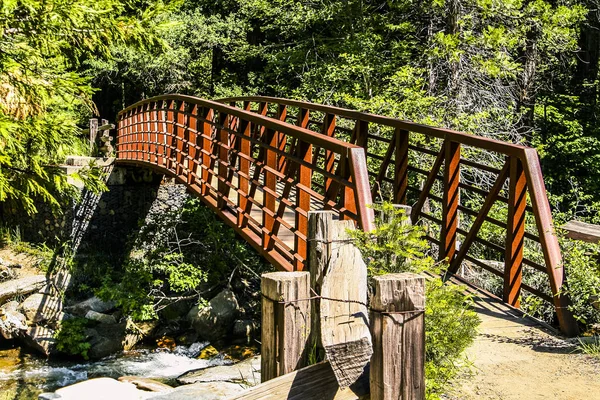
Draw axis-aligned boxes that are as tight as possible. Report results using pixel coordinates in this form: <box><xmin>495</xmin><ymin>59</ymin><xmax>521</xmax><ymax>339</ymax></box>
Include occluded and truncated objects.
<box><xmin>116</xmin><ymin>95</ymin><xmax>374</xmax><ymax>272</ymax></box>
<box><xmin>221</xmin><ymin>96</ymin><xmax>578</xmax><ymax>336</ymax></box>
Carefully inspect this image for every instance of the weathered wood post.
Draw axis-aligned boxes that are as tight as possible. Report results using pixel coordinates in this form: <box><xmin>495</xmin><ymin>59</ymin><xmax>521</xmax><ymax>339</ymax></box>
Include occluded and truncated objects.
<box><xmin>308</xmin><ymin>210</ymin><xmax>372</xmax><ymax>388</ymax></box>
<box><xmin>261</xmin><ymin>271</ymin><xmax>311</xmax><ymax>382</ymax></box>
<box><xmin>370</xmin><ymin>273</ymin><xmax>426</xmax><ymax>400</ymax></box>
<box><xmin>89</xmin><ymin>118</ymin><xmax>98</xmax><ymax>155</ymax></box>
<box><xmin>307</xmin><ymin>210</ymin><xmax>333</xmax><ymax>360</ymax></box>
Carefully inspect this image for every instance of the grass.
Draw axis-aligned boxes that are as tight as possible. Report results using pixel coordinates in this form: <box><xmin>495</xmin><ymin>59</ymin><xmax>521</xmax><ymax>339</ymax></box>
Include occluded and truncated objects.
<box><xmin>577</xmin><ymin>338</ymin><xmax>600</xmax><ymax>358</ymax></box>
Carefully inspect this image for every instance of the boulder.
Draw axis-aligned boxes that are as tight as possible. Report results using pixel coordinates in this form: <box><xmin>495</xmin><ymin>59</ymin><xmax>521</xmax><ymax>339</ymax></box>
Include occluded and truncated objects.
<box><xmin>187</xmin><ymin>290</ymin><xmax>239</xmax><ymax>342</ymax></box>
<box><xmin>0</xmin><ymin>264</ymin><xmax>16</xmax><ymax>282</ymax></box>
<box><xmin>159</xmin><ymin>300</ymin><xmax>191</xmax><ymax>321</ymax></box>
<box><xmin>38</xmin><ymin>377</ymin><xmax>150</xmax><ymax>400</ymax></box>
<box><xmin>22</xmin><ymin>326</ymin><xmax>57</xmax><ymax>357</ymax></box>
<box><xmin>18</xmin><ymin>293</ymin><xmax>63</xmax><ymax>324</ymax></box>
<box><xmin>176</xmin><ymin>356</ymin><xmax>260</xmax><ymax>386</ymax></box>
<box><xmin>117</xmin><ymin>376</ymin><xmax>173</xmax><ymax>392</ymax></box>
<box><xmin>86</xmin><ymin>320</ymin><xmax>146</xmax><ymax>359</ymax></box>
<box><xmin>64</xmin><ymin>296</ymin><xmax>115</xmax><ymax>317</ymax></box>
<box><xmin>39</xmin><ymin>270</ymin><xmax>72</xmax><ymax>296</ymax></box>
<box><xmin>45</xmin><ymin>312</ymin><xmax>73</xmax><ymax>330</ymax></box>
<box><xmin>146</xmin><ymin>382</ymin><xmax>246</xmax><ymax>400</ymax></box>
<box><xmin>85</xmin><ymin>310</ymin><xmax>117</xmax><ymax>324</ymax></box>
<box><xmin>232</xmin><ymin>319</ymin><xmax>259</xmax><ymax>343</ymax></box>
<box><xmin>0</xmin><ymin>275</ymin><xmax>46</xmax><ymax>303</ymax></box>
<box><xmin>0</xmin><ymin>301</ymin><xmax>27</xmax><ymax>339</ymax></box>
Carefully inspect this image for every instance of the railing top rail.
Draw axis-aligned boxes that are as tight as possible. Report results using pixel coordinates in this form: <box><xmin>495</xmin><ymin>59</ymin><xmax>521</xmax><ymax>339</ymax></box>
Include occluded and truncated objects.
<box><xmin>219</xmin><ymin>96</ymin><xmax>530</xmax><ymax>158</ymax></box>
<box><xmin>119</xmin><ymin>94</ymin><xmax>362</xmax><ymax>155</ymax></box>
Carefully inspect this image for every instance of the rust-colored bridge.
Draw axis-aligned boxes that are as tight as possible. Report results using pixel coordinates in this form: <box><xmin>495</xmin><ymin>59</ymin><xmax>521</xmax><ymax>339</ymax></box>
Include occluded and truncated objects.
<box><xmin>115</xmin><ymin>94</ymin><xmax>578</xmax><ymax>336</ymax></box>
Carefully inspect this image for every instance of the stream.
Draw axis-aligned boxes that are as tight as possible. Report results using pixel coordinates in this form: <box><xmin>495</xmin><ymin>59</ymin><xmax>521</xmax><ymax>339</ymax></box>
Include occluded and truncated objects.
<box><xmin>0</xmin><ymin>341</ymin><xmax>227</xmax><ymax>399</ymax></box>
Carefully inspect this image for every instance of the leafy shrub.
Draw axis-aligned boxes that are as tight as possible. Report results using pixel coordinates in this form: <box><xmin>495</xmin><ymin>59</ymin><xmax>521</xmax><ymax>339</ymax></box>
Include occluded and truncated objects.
<box><xmin>558</xmin><ymin>235</ymin><xmax>600</xmax><ymax>328</ymax></box>
<box><xmin>54</xmin><ymin>318</ymin><xmax>92</xmax><ymax>359</ymax></box>
<box><xmin>351</xmin><ymin>203</ymin><xmax>480</xmax><ymax>399</ymax></box>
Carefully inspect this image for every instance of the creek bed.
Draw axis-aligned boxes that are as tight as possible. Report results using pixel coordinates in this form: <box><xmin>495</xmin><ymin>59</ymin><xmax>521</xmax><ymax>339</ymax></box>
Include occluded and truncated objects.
<box><xmin>0</xmin><ymin>341</ymin><xmax>226</xmax><ymax>399</ymax></box>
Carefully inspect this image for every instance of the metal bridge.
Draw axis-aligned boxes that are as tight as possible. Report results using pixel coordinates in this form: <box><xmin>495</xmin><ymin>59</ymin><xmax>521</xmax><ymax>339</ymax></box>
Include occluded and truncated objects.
<box><xmin>115</xmin><ymin>94</ymin><xmax>578</xmax><ymax>336</ymax></box>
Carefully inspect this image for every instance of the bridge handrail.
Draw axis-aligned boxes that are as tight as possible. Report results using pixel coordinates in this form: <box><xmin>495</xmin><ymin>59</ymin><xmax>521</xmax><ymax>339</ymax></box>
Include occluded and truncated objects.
<box><xmin>116</xmin><ymin>94</ymin><xmax>375</xmax><ymax>272</ymax></box>
<box><xmin>220</xmin><ymin>96</ymin><xmax>529</xmax><ymax>157</ymax></box>
<box><xmin>219</xmin><ymin>96</ymin><xmax>578</xmax><ymax>336</ymax></box>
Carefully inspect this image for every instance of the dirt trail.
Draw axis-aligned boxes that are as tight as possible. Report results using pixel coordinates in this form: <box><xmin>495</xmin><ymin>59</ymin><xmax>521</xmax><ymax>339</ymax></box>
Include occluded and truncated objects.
<box><xmin>448</xmin><ymin>295</ymin><xmax>600</xmax><ymax>400</ymax></box>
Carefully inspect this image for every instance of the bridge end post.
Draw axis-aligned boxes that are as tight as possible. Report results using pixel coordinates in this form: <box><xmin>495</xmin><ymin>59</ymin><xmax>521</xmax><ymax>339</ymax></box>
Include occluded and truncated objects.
<box><xmin>370</xmin><ymin>273</ymin><xmax>426</xmax><ymax>400</ymax></box>
<box><xmin>261</xmin><ymin>271</ymin><xmax>311</xmax><ymax>382</ymax></box>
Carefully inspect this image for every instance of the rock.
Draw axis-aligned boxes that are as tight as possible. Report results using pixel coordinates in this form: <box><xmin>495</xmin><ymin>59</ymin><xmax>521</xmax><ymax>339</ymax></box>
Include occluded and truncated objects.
<box><xmin>156</xmin><ymin>336</ymin><xmax>176</xmax><ymax>351</ymax></box>
<box><xmin>222</xmin><ymin>345</ymin><xmax>257</xmax><ymax>361</ymax></box>
<box><xmin>0</xmin><ymin>275</ymin><xmax>46</xmax><ymax>303</ymax></box>
<box><xmin>232</xmin><ymin>319</ymin><xmax>259</xmax><ymax>343</ymax></box>
<box><xmin>85</xmin><ymin>310</ymin><xmax>117</xmax><ymax>324</ymax></box>
<box><xmin>0</xmin><ymin>301</ymin><xmax>27</xmax><ymax>339</ymax></box>
<box><xmin>86</xmin><ymin>320</ymin><xmax>146</xmax><ymax>359</ymax></box>
<box><xmin>0</xmin><ymin>264</ymin><xmax>16</xmax><ymax>282</ymax></box>
<box><xmin>131</xmin><ymin>320</ymin><xmax>159</xmax><ymax>337</ymax></box>
<box><xmin>146</xmin><ymin>382</ymin><xmax>246</xmax><ymax>400</ymax></box>
<box><xmin>18</xmin><ymin>293</ymin><xmax>63</xmax><ymax>324</ymax></box>
<box><xmin>39</xmin><ymin>271</ymin><xmax>72</xmax><ymax>296</ymax></box>
<box><xmin>38</xmin><ymin>377</ymin><xmax>151</xmax><ymax>400</ymax></box>
<box><xmin>45</xmin><ymin>312</ymin><xmax>74</xmax><ymax>330</ymax></box>
<box><xmin>176</xmin><ymin>331</ymin><xmax>199</xmax><ymax>346</ymax></box>
<box><xmin>198</xmin><ymin>345</ymin><xmax>219</xmax><ymax>359</ymax></box>
<box><xmin>159</xmin><ymin>300</ymin><xmax>191</xmax><ymax>321</ymax></box>
<box><xmin>177</xmin><ymin>356</ymin><xmax>260</xmax><ymax>386</ymax></box>
<box><xmin>117</xmin><ymin>376</ymin><xmax>173</xmax><ymax>392</ymax></box>
<box><xmin>187</xmin><ymin>290</ymin><xmax>239</xmax><ymax>342</ymax></box>
<box><xmin>64</xmin><ymin>296</ymin><xmax>115</xmax><ymax>317</ymax></box>
<box><xmin>22</xmin><ymin>326</ymin><xmax>57</xmax><ymax>357</ymax></box>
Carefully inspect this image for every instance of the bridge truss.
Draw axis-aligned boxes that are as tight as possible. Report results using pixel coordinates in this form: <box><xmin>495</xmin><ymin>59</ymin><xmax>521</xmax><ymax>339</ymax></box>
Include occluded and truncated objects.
<box><xmin>116</xmin><ymin>94</ymin><xmax>578</xmax><ymax>336</ymax></box>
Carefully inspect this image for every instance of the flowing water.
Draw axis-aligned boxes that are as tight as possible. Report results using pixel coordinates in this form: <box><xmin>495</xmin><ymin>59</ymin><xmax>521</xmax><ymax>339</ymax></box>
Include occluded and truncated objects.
<box><xmin>0</xmin><ymin>341</ymin><xmax>228</xmax><ymax>400</ymax></box>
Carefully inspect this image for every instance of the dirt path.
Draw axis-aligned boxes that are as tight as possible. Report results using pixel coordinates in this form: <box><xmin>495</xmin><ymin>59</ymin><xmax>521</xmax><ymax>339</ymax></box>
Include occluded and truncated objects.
<box><xmin>0</xmin><ymin>247</ymin><xmax>45</xmax><ymax>279</ymax></box>
<box><xmin>447</xmin><ymin>295</ymin><xmax>600</xmax><ymax>400</ymax></box>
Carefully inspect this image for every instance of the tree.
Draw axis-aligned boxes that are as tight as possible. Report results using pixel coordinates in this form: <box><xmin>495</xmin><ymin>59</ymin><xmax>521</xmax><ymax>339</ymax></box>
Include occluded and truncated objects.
<box><xmin>0</xmin><ymin>0</ymin><xmax>158</xmax><ymax>214</ymax></box>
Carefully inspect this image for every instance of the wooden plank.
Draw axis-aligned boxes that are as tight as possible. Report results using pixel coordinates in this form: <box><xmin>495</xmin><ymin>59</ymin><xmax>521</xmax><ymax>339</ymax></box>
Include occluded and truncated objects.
<box><xmin>228</xmin><ymin>361</ymin><xmax>369</xmax><ymax>400</ymax></box>
<box><xmin>563</xmin><ymin>220</ymin><xmax>600</xmax><ymax>243</ymax></box>
<box><xmin>320</xmin><ymin>220</ymin><xmax>372</xmax><ymax>388</ymax></box>
<box><xmin>370</xmin><ymin>273</ymin><xmax>425</xmax><ymax>400</ymax></box>
<box><xmin>261</xmin><ymin>272</ymin><xmax>311</xmax><ymax>382</ymax></box>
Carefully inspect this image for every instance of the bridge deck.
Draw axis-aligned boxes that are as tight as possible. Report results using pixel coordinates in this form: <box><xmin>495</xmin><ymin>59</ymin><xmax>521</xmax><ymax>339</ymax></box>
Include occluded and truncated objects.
<box><xmin>207</xmin><ymin>164</ymin><xmax>334</xmax><ymax>250</ymax></box>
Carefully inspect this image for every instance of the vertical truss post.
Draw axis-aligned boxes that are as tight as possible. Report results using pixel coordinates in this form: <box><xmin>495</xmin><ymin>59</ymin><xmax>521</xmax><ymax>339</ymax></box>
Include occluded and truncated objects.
<box><xmin>504</xmin><ymin>156</ymin><xmax>525</xmax><ymax>307</ymax></box>
<box><xmin>440</xmin><ymin>140</ymin><xmax>460</xmax><ymax>263</ymax></box>
<box><xmin>295</xmin><ymin>108</ymin><xmax>312</xmax><ymax>267</ymax></box>
<box><xmin>394</xmin><ymin>128</ymin><xmax>410</xmax><ymax>204</ymax></box>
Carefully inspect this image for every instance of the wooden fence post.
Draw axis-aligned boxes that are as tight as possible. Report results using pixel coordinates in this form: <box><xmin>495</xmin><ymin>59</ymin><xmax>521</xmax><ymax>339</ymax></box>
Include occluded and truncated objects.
<box><xmin>261</xmin><ymin>271</ymin><xmax>311</xmax><ymax>382</ymax></box>
<box><xmin>370</xmin><ymin>273</ymin><xmax>425</xmax><ymax>400</ymax></box>
<box><xmin>89</xmin><ymin>118</ymin><xmax>98</xmax><ymax>155</ymax></box>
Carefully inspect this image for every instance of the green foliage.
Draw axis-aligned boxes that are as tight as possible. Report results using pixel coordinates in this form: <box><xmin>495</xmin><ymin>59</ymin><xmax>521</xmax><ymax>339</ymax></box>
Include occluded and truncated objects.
<box><xmin>54</xmin><ymin>318</ymin><xmax>92</xmax><ymax>359</ymax></box>
<box><xmin>0</xmin><ymin>0</ymin><xmax>162</xmax><ymax>215</ymax></box>
<box><xmin>558</xmin><ymin>235</ymin><xmax>600</xmax><ymax>327</ymax></box>
<box><xmin>350</xmin><ymin>203</ymin><xmax>480</xmax><ymax>399</ymax></box>
<box><xmin>577</xmin><ymin>338</ymin><xmax>600</xmax><ymax>358</ymax></box>
<box><xmin>351</xmin><ymin>203</ymin><xmax>436</xmax><ymax>275</ymax></box>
